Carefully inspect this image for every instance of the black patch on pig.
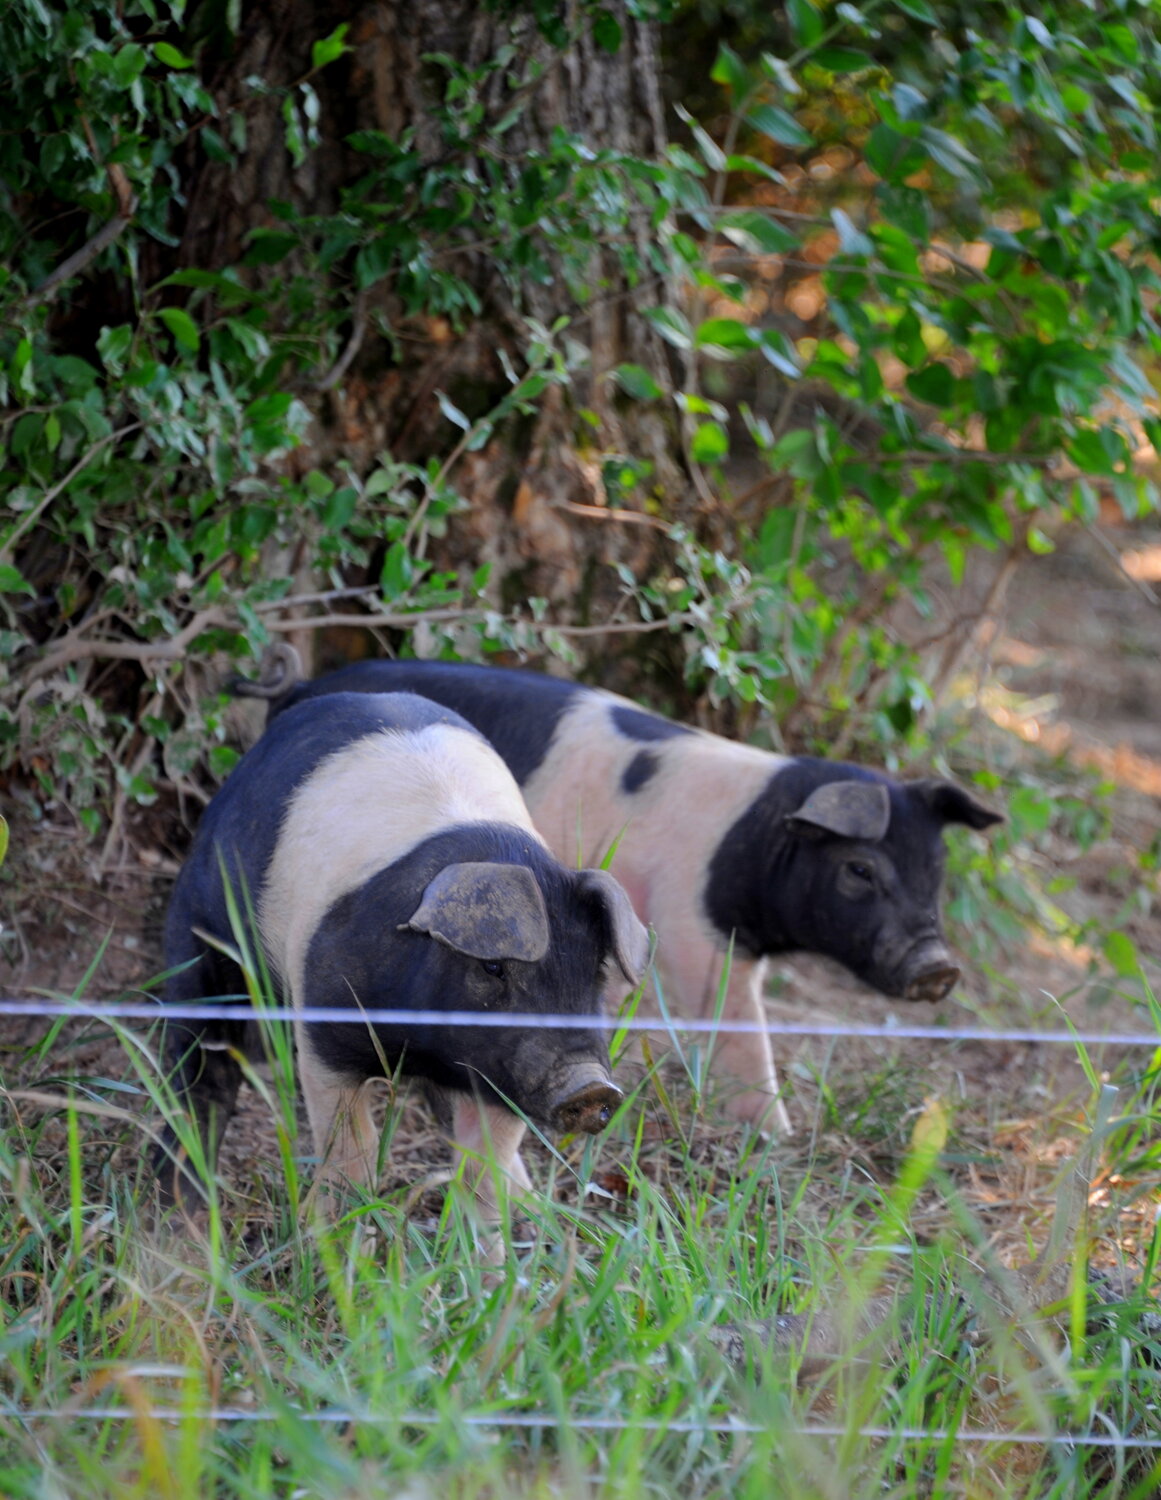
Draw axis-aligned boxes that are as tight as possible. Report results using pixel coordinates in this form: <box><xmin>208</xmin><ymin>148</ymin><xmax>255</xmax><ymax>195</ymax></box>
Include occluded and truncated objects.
<box><xmin>610</xmin><ymin>705</ymin><xmax>693</xmax><ymax>743</ymax></box>
<box><xmin>702</xmin><ymin>756</ymin><xmax>968</xmax><ymax>998</ymax></box>
<box><xmin>301</xmin><ymin>821</ymin><xmax>617</xmax><ymax>1122</ymax></box>
<box><xmin>622</xmin><ymin>749</ymin><xmax>659</xmax><ymax>794</ymax></box>
<box><xmin>267</xmin><ymin>660</ymin><xmax>585</xmax><ymax>785</ymax></box>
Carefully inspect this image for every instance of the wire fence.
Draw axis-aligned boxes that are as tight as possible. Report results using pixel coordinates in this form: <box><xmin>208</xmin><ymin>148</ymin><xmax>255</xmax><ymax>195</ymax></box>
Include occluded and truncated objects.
<box><xmin>9</xmin><ymin>1404</ymin><xmax>1161</xmax><ymax>1452</ymax></box>
<box><xmin>0</xmin><ymin>995</ymin><xmax>1159</xmax><ymax>1047</ymax></box>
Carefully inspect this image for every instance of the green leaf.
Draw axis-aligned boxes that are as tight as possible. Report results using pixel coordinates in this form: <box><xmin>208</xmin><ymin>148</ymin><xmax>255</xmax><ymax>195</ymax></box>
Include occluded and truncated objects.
<box><xmin>711</xmin><ymin>43</ymin><xmax>750</xmax><ymax>97</ymax></box>
<box><xmin>11</xmin><ymin>413</ymin><xmax>43</xmax><ymax>458</ymax></box>
<box><xmin>832</xmin><ymin>209</ymin><xmax>873</xmax><ymax>257</ymax></box>
<box><xmin>813</xmin><ymin>47</ymin><xmax>872</xmax><ymax>74</ymax></box>
<box><xmin>1103</xmin><ymin>930</ymin><xmax>1139</xmax><ymax>978</ymax></box>
<box><xmin>1026</xmin><ymin>526</ymin><xmax>1054</xmax><ymax>555</ymax></box>
<box><xmin>1066</xmin><ymin>429</ymin><xmax>1117</xmax><ymax>477</ymax></box>
<box><xmin>0</xmin><ymin>566</ymin><xmax>35</xmax><ymax>598</ymax></box>
<box><xmin>905</xmin><ymin>363</ymin><xmax>954</xmax><ymax>406</ymax></box>
<box><xmin>892</xmin><ymin>308</ymin><xmax>925</xmax><ymax>367</ymax></box>
<box><xmin>643</xmin><ymin>306</ymin><xmax>694</xmax><ymax>351</ymax></box>
<box><xmin>322</xmin><ymin>487</ymin><xmax>357</xmax><ymax>532</ymax></box>
<box><xmin>12</xmin><ymin>337</ymin><xmax>34</xmax><ymax>397</ymax></box>
<box><xmin>691</xmin><ymin>421</ymin><xmax>729</xmax><ymax>463</ymax></box>
<box><xmin>209</xmin><ymin>746</ymin><xmax>240</xmax><ymax>778</ymax></box>
<box><xmin>755</xmin><ymin>329</ymin><xmax>800</xmax><ymax>378</ymax></box>
<box><xmin>787</xmin><ymin>0</ymin><xmax>823</xmax><ymax>49</ymax></box>
<box><xmin>877</xmin><ymin>184</ymin><xmax>930</xmax><ymax>240</ymax></box>
<box><xmin>865</xmin><ymin>124</ymin><xmax>927</xmax><ymax>184</ymax></box>
<box><xmin>745</xmin><ymin>103</ymin><xmax>812</xmax><ymax>150</ymax></box>
<box><xmin>380</xmin><ymin>540</ymin><xmax>414</xmax><ymax>600</ymax></box>
<box><xmin>1009</xmin><ymin>786</ymin><xmax>1054</xmax><ymax>835</ymax></box>
<box><xmin>920</xmin><ymin>126</ymin><xmax>980</xmax><ymax>183</ymax></box>
<box><xmin>871</xmin><ymin>222</ymin><xmax>920</xmax><ymax>276</ymax></box>
<box><xmin>0</xmin><ymin>814</ymin><xmax>8</xmax><ymax>871</ymax></box>
<box><xmin>592</xmin><ymin>9</ymin><xmax>622</xmax><ymax>53</ymax></box>
<box><xmin>771</xmin><ymin>426</ymin><xmax>820</xmax><ymax>479</ymax></box>
<box><xmin>1102</xmin><ymin>24</ymin><xmax>1139</xmax><ymax>63</ymax></box>
<box><xmin>675</xmin><ymin>104</ymin><xmax>727</xmax><ymax>172</ymax></box>
<box><xmin>244</xmin><ymin>230</ymin><xmax>299</xmax><ymax>267</ymax></box>
<box><xmin>158</xmin><ymin>306</ymin><xmax>200</xmax><ymax>353</ymax></box>
<box><xmin>695</xmin><ymin>317</ymin><xmax>753</xmax><ymax>356</ymax></box>
<box><xmin>717</xmin><ymin>209</ymin><xmax>798</xmax><ymax>254</ymax></box>
<box><xmin>97</xmin><ymin>324</ymin><xmax>133</xmax><ymax>376</ymax></box>
<box><xmin>436</xmin><ymin>391</ymin><xmax>471</xmax><ymax>431</ymax></box>
<box><xmin>895</xmin><ymin>0</ymin><xmax>936</xmax><ymax>22</ymax></box>
<box><xmin>676</xmin><ymin>392</ymin><xmax>728</xmax><ymax>420</ymax></box>
<box><xmin>245</xmin><ymin>392</ymin><xmax>294</xmax><ymax>426</ymax></box>
<box><xmin>610</xmin><ymin>363</ymin><xmax>663</xmax><ymax>401</ymax></box>
<box><xmin>112</xmin><ymin>43</ymin><xmax>147</xmax><ymax>87</ymax></box>
<box><xmin>154</xmin><ymin>41</ymin><xmax>194</xmax><ymax>69</ymax></box>
<box><xmin>311</xmin><ymin>23</ymin><xmax>349</xmax><ymax>70</ymax></box>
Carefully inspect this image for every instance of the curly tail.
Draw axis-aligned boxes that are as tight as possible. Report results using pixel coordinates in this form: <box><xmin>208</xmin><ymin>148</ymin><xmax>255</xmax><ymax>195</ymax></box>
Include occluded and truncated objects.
<box><xmin>227</xmin><ymin>642</ymin><xmax>304</xmax><ymax>703</ymax></box>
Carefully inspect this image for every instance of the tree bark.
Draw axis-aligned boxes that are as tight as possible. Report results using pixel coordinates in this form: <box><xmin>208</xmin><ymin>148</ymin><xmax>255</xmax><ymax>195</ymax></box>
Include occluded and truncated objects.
<box><xmin>175</xmin><ymin>0</ymin><xmax>690</xmax><ymax>677</ymax></box>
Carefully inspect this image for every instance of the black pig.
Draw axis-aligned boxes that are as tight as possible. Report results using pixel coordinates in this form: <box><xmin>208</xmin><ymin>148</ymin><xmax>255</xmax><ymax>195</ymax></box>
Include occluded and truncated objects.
<box><xmin>158</xmin><ymin>690</ymin><xmax>647</xmax><ymax>1249</ymax></box>
<box><xmin>238</xmin><ymin>658</ymin><xmax>1002</xmax><ymax>1133</ymax></box>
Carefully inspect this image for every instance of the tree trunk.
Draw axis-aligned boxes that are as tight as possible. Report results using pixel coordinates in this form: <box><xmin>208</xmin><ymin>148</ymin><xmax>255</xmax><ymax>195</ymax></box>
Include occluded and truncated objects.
<box><xmin>176</xmin><ymin>0</ymin><xmax>691</xmax><ymax>681</ymax></box>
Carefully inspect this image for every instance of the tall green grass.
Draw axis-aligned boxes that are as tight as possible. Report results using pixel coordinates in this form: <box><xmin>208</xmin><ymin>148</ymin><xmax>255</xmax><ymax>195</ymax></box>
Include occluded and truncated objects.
<box><xmin>3</xmin><ymin>964</ymin><xmax>1161</xmax><ymax>1496</ymax></box>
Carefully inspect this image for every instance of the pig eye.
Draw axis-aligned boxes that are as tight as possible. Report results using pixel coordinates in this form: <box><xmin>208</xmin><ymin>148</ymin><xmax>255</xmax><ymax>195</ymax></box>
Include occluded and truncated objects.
<box><xmin>480</xmin><ymin>959</ymin><xmax>505</xmax><ymax>979</ymax></box>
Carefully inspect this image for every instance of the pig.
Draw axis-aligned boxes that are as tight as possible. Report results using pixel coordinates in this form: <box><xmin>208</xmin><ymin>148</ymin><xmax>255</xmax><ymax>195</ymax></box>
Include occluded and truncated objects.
<box><xmin>156</xmin><ymin>689</ymin><xmax>648</xmax><ymax>1252</ymax></box>
<box><xmin>236</xmin><ymin>657</ymin><xmax>1002</xmax><ymax>1134</ymax></box>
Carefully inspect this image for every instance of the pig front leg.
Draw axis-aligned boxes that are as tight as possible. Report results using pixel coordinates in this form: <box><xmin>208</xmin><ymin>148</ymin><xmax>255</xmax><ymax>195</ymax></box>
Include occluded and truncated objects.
<box><xmin>298</xmin><ymin>1042</ymin><xmax>381</xmax><ymax>1209</ymax></box>
<box><xmin>449</xmin><ymin>1094</ymin><xmax>531</xmax><ymax>1263</ymax></box>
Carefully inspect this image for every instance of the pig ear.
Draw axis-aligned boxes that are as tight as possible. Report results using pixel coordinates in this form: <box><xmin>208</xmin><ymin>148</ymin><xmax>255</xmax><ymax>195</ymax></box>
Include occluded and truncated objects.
<box><xmin>911</xmin><ymin>779</ymin><xmax>1004</xmax><ymax>831</ymax></box>
<box><xmin>576</xmin><ymin>868</ymin><xmax>650</xmax><ymax>986</ymax></box>
<box><xmin>785</xmin><ymin>780</ymin><xmax>891</xmax><ymax>842</ymax></box>
<box><xmin>406</xmin><ymin>862</ymin><xmax>550</xmax><ymax>962</ymax></box>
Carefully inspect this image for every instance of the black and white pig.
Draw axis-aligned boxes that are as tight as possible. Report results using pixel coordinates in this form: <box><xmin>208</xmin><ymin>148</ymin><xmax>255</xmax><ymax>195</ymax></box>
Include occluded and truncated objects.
<box><xmin>237</xmin><ymin>656</ymin><xmax>1002</xmax><ymax>1134</ymax></box>
<box><xmin>157</xmin><ymin>689</ymin><xmax>648</xmax><ymax>1249</ymax></box>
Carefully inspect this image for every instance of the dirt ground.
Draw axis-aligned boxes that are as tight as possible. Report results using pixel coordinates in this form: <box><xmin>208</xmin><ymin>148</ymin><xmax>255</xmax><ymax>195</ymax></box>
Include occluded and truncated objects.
<box><xmin>2</xmin><ymin>509</ymin><xmax>1160</xmax><ymax>1267</ymax></box>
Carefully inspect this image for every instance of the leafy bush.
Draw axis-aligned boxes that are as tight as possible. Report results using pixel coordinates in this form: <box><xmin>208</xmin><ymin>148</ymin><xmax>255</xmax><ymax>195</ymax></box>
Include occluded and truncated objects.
<box><xmin>3</xmin><ymin>0</ymin><xmax>1161</xmax><ymax>842</ymax></box>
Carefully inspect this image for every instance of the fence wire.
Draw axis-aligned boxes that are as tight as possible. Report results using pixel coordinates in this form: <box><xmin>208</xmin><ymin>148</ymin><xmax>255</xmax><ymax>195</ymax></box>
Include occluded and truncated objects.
<box><xmin>6</xmin><ymin>1405</ymin><xmax>1161</xmax><ymax>1452</ymax></box>
<box><xmin>1</xmin><ymin>995</ymin><xmax>1159</xmax><ymax>1047</ymax></box>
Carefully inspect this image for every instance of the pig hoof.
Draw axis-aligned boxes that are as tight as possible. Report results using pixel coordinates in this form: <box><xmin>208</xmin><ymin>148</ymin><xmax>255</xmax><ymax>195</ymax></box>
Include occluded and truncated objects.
<box><xmin>904</xmin><ymin>963</ymin><xmax>960</xmax><ymax>1003</ymax></box>
<box><xmin>553</xmin><ymin>1080</ymin><xmax>624</xmax><ymax>1135</ymax></box>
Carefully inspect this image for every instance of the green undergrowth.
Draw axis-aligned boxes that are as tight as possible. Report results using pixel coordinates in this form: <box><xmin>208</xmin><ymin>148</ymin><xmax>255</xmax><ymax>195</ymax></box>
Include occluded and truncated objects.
<box><xmin>3</xmin><ymin>995</ymin><xmax>1161</xmax><ymax>1500</ymax></box>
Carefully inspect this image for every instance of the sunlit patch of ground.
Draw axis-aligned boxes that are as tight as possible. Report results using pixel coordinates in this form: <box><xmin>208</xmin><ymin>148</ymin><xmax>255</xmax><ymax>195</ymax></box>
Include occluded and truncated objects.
<box><xmin>983</xmin><ymin>686</ymin><xmax>1161</xmax><ymax>799</ymax></box>
<box><xmin>1120</xmin><ymin>543</ymin><xmax>1161</xmax><ymax>583</ymax></box>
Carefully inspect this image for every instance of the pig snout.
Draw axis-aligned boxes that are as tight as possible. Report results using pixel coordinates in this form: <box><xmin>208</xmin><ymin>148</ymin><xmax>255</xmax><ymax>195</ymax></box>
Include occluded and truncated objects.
<box><xmin>550</xmin><ymin>1075</ymin><xmax>624</xmax><ymax>1134</ymax></box>
<box><xmin>900</xmin><ymin>940</ymin><xmax>960</xmax><ymax>1003</ymax></box>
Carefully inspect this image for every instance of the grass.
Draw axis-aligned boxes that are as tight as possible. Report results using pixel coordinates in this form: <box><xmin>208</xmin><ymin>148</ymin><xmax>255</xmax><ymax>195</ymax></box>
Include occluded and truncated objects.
<box><xmin>3</xmin><ymin>981</ymin><xmax>1161</xmax><ymax>1500</ymax></box>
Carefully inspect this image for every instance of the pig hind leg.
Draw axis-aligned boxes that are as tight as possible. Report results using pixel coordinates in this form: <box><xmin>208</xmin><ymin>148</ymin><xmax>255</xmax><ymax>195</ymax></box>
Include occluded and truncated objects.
<box><xmin>704</xmin><ymin>956</ymin><xmax>793</xmax><ymax>1136</ymax></box>
<box><xmin>154</xmin><ymin>950</ymin><xmax>248</xmax><ymax>1208</ymax></box>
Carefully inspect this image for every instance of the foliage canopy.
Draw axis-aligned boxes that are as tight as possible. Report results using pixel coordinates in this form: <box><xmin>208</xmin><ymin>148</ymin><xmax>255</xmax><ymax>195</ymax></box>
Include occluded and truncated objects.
<box><xmin>2</xmin><ymin>0</ymin><xmax>1160</xmax><ymax>832</ymax></box>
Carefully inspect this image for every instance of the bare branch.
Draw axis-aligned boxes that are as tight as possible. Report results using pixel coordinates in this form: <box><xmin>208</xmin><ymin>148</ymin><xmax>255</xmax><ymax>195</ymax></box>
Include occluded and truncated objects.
<box><xmin>20</xmin><ymin>607</ymin><xmax>227</xmax><ymax>689</ymax></box>
<box><xmin>560</xmin><ymin>501</ymin><xmax>668</xmax><ymax>531</ymax></box>
<box><xmin>23</xmin><ymin>214</ymin><xmax>134</xmax><ymax>308</ymax></box>
<box><xmin>316</xmin><ymin>290</ymin><xmax>368</xmax><ymax>392</ymax></box>
<box><xmin>1085</xmin><ymin>520</ymin><xmax>1160</xmax><ymax>608</ymax></box>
